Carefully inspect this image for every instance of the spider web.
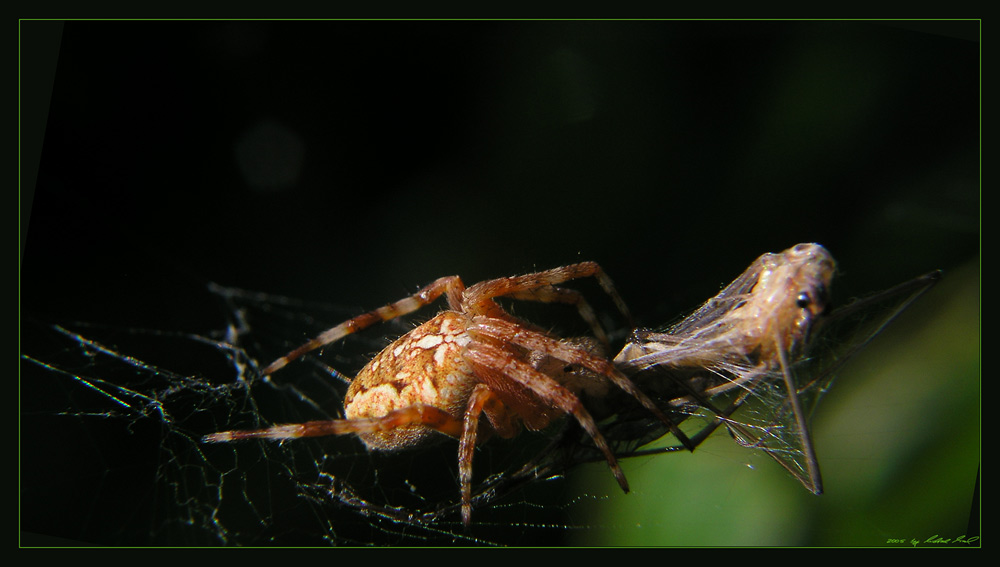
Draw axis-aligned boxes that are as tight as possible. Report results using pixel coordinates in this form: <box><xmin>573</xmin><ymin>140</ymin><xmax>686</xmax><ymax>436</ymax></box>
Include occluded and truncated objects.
<box><xmin>20</xmin><ymin>282</ymin><xmax>637</xmax><ymax>546</ymax></box>
<box><xmin>20</xmin><ymin>257</ymin><xmax>981</xmax><ymax>547</ymax></box>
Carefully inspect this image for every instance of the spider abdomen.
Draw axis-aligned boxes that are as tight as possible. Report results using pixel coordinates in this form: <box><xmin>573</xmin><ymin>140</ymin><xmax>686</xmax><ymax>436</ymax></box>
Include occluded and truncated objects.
<box><xmin>344</xmin><ymin>311</ymin><xmax>477</xmax><ymax>451</ymax></box>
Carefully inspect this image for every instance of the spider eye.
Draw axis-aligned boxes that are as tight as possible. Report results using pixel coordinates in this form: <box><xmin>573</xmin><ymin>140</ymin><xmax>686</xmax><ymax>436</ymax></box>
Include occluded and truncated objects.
<box><xmin>796</xmin><ymin>292</ymin><xmax>811</xmax><ymax>308</ymax></box>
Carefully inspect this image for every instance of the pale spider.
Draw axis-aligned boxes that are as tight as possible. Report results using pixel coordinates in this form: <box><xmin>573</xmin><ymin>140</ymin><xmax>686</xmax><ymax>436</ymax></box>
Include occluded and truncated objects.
<box><xmin>204</xmin><ymin>262</ymin><xmax>688</xmax><ymax>526</ymax></box>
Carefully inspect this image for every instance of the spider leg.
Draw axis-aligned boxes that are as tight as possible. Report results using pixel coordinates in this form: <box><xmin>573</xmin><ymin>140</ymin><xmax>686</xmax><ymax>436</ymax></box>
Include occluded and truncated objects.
<box><xmin>462</xmin><ymin>262</ymin><xmax>632</xmax><ymax>327</ymax></box>
<box><xmin>202</xmin><ymin>403</ymin><xmax>465</xmax><ymax>443</ymax></box>
<box><xmin>506</xmin><ymin>285</ymin><xmax>611</xmax><ymax>346</ymax></box>
<box><xmin>473</xmin><ymin>316</ymin><xmax>697</xmax><ymax>451</ymax></box>
<box><xmin>463</xmin><ymin>341</ymin><xmax>631</xmax><ymax>495</ymax></box>
<box><xmin>458</xmin><ymin>384</ymin><xmax>519</xmax><ymax>527</ymax></box>
<box><xmin>261</xmin><ymin>275</ymin><xmax>466</xmax><ymax>375</ymax></box>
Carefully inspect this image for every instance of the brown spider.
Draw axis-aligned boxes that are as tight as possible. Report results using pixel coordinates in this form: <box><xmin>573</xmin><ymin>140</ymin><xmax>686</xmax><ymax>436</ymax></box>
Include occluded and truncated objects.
<box><xmin>204</xmin><ymin>262</ymin><xmax>686</xmax><ymax>526</ymax></box>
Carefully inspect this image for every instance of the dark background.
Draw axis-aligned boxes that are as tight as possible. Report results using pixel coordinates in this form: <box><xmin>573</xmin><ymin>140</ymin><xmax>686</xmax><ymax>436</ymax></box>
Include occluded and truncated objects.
<box><xmin>21</xmin><ymin>21</ymin><xmax>979</xmax><ymax>546</ymax></box>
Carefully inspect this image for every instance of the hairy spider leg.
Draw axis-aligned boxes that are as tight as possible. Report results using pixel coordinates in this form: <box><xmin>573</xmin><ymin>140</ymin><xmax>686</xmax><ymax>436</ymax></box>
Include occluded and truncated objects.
<box><xmin>505</xmin><ymin>286</ymin><xmax>611</xmax><ymax>346</ymax></box>
<box><xmin>264</xmin><ymin>263</ymin><xmax>630</xmax><ymax>377</ymax></box>
<box><xmin>261</xmin><ymin>275</ymin><xmax>465</xmax><ymax>375</ymax></box>
<box><xmin>462</xmin><ymin>262</ymin><xmax>632</xmax><ymax>327</ymax></box>
<box><xmin>202</xmin><ymin>403</ymin><xmax>465</xmax><ymax>443</ymax></box>
<box><xmin>458</xmin><ymin>383</ymin><xmax>521</xmax><ymax>526</ymax></box>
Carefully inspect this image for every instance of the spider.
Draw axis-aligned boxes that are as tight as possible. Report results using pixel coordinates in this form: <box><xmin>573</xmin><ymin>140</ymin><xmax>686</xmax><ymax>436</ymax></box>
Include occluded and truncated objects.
<box><xmin>204</xmin><ymin>262</ymin><xmax>688</xmax><ymax>526</ymax></box>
